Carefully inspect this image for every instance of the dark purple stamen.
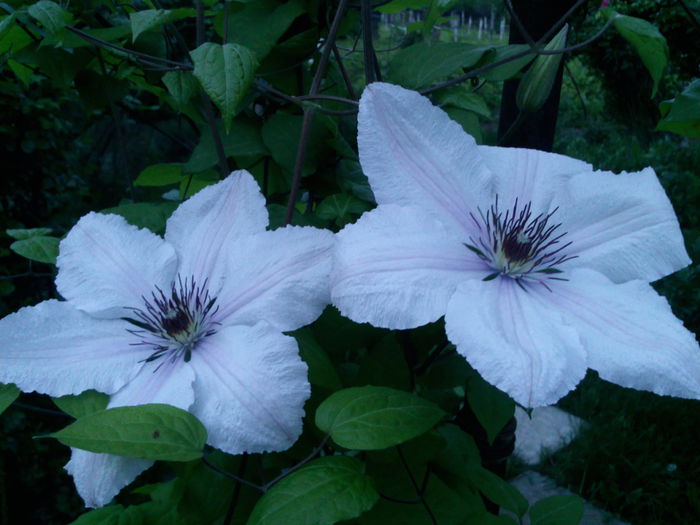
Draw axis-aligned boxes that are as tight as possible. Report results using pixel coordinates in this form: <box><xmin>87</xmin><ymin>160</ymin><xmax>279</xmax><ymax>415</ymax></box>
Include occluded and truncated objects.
<box><xmin>123</xmin><ymin>275</ymin><xmax>219</xmax><ymax>365</ymax></box>
<box><xmin>465</xmin><ymin>196</ymin><xmax>576</xmax><ymax>289</ymax></box>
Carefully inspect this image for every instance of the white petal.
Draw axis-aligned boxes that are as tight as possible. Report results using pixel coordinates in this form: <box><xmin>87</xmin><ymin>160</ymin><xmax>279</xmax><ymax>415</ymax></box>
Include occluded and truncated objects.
<box><xmin>189</xmin><ymin>324</ymin><xmax>309</xmax><ymax>454</ymax></box>
<box><xmin>215</xmin><ymin>226</ymin><xmax>333</xmax><ymax>332</ymax></box>
<box><xmin>553</xmin><ymin>269</ymin><xmax>700</xmax><ymax>399</ymax></box>
<box><xmin>0</xmin><ymin>300</ymin><xmax>147</xmax><ymax>397</ymax></box>
<box><xmin>478</xmin><ymin>145</ymin><xmax>591</xmax><ymax>213</ymax></box>
<box><xmin>65</xmin><ymin>449</ymin><xmax>152</xmax><ymax>508</ymax></box>
<box><xmin>332</xmin><ymin>205</ymin><xmax>490</xmax><ymax>329</ymax></box>
<box><xmin>165</xmin><ymin>171</ymin><xmax>269</xmax><ymax>290</ymax></box>
<box><xmin>107</xmin><ymin>357</ymin><xmax>195</xmax><ymax>410</ymax></box>
<box><xmin>56</xmin><ymin>213</ymin><xmax>177</xmax><ymax>318</ymax></box>
<box><xmin>445</xmin><ymin>277</ymin><xmax>587</xmax><ymax>407</ymax></box>
<box><xmin>559</xmin><ymin>167</ymin><xmax>690</xmax><ymax>282</ymax></box>
<box><xmin>358</xmin><ymin>82</ymin><xmax>493</xmax><ymax>233</ymax></box>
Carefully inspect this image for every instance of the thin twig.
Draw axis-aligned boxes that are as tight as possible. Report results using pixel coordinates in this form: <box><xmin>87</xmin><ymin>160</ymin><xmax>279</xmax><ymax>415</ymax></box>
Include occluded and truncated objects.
<box><xmin>223</xmin><ymin>0</ymin><xmax>231</xmax><ymax>43</ymax></box>
<box><xmin>676</xmin><ymin>0</ymin><xmax>700</xmax><ymax>30</ymax></box>
<box><xmin>222</xmin><ymin>454</ymin><xmax>248</xmax><ymax>525</ymax></box>
<box><xmin>332</xmin><ymin>44</ymin><xmax>358</xmax><ymax>99</ymax></box>
<box><xmin>360</xmin><ymin>0</ymin><xmax>376</xmax><ymax>84</ymax></box>
<box><xmin>379</xmin><ymin>493</ymin><xmax>422</xmax><ymax>504</ymax></box>
<box><xmin>414</xmin><ymin>337</ymin><xmax>451</xmax><ymax>375</ymax></box>
<box><xmin>13</xmin><ymin>402</ymin><xmax>72</xmax><ymax>418</ymax></box>
<box><xmin>564</xmin><ymin>61</ymin><xmax>588</xmax><ymax>120</ymax></box>
<box><xmin>284</xmin><ymin>0</ymin><xmax>350</xmax><ymax>225</ymax></box>
<box><xmin>65</xmin><ymin>26</ymin><xmax>191</xmax><ymax>69</ymax></box>
<box><xmin>538</xmin><ymin>18</ymin><xmax>615</xmax><ymax>55</ymax></box>
<box><xmin>256</xmin><ymin>79</ymin><xmax>358</xmax><ymax>113</ymax></box>
<box><xmin>396</xmin><ymin>445</ymin><xmax>437</xmax><ymax>525</ymax></box>
<box><xmin>421</xmin><ymin>14</ymin><xmax>614</xmax><ymax>95</ymax></box>
<box><xmin>202</xmin><ymin>455</ymin><xmax>264</xmax><ymax>492</ymax></box>
<box><xmin>504</xmin><ymin>0</ymin><xmax>537</xmax><ymax>48</ymax></box>
<box><xmin>0</xmin><ymin>272</ymin><xmax>53</xmax><ymax>280</ymax></box>
<box><xmin>263</xmin><ymin>435</ymin><xmax>330</xmax><ymax>490</ymax></box>
<box><xmin>195</xmin><ymin>0</ymin><xmax>205</xmax><ymax>46</ymax></box>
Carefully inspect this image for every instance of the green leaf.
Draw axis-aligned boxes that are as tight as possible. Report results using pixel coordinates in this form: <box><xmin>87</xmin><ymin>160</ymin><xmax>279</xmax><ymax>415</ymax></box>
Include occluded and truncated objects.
<box><xmin>69</xmin><ymin>505</ymin><xmax>126</xmax><ymax>525</ymax></box>
<box><xmin>467</xmin><ymin>374</ymin><xmax>515</xmax><ymax>445</ymax></box>
<box><xmin>102</xmin><ymin>202</ymin><xmax>178</xmax><ymax>235</ymax></box>
<box><xmin>422</xmin><ymin>0</ymin><xmax>459</xmax><ymax>39</ymax></box>
<box><xmin>657</xmin><ymin>78</ymin><xmax>700</xmax><ymax>138</ymax></box>
<box><xmin>27</xmin><ymin>0</ymin><xmax>72</xmax><ymax>36</ymax></box>
<box><xmin>248</xmin><ymin>456</ymin><xmax>378</xmax><ymax>525</ymax></box>
<box><xmin>608</xmin><ymin>10</ymin><xmax>669</xmax><ymax>97</ymax></box>
<box><xmin>191</xmin><ymin>42</ymin><xmax>258</xmax><ymax>132</ymax></box>
<box><xmin>0</xmin><ymin>383</ymin><xmax>20</xmax><ymax>415</ymax></box>
<box><xmin>377</xmin><ymin>0</ymin><xmax>431</xmax><ymax>14</ymax></box>
<box><xmin>10</xmin><ymin>236</ymin><xmax>59</xmax><ymax>264</ymax></box>
<box><xmin>480</xmin><ymin>44</ymin><xmax>534</xmax><ymax>81</ymax></box>
<box><xmin>8</xmin><ymin>59</ymin><xmax>35</xmax><ymax>86</ymax></box>
<box><xmin>185</xmin><ymin>117</ymin><xmax>267</xmax><ymax>173</ymax></box>
<box><xmin>295</xmin><ymin>329</ymin><xmax>342</xmax><ymax>391</ymax></box>
<box><xmin>60</xmin><ymin>25</ymin><xmax>132</xmax><ymax>49</ymax></box>
<box><xmin>0</xmin><ymin>25</ymin><xmax>33</xmax><ymax>56</ymax></box>
<box><xmin>162</xmin><ymin>71</ymin><xmax>199</xmax><ymax>110</ymax></box>
<box><xmin>316</xmin><ymin>386</ymin><xmax>445</xmax><ymax>450</ymax></box>
<box><xmin>6</xmin><ymin>227</ymin><xmax>52</xmax><ymax>240</ymax></box>
<box><xmin>530</xmin><ymin>495</ymin><xmax>585</xmax><ymax>525</ymax></box>
<box><xmin>31</xmin><ymin>47</ymin><xmax>91</xmax><ymax>89</ymax></box>
<box><xmin>261</xmin><ymin>112</ymin><xmax>330</xmax><ymax>176</ymax></box>
<box><xmin>357</xmin><ymin>334</ymin><xmax>411</xmax><ymax>391</ymax></box>
<box><xmin>130</xmin><ymin>8</ymin><xmax>196</xmax><ymax>42</ymax></box>
<box><xmin>134</xmin><ymin>164</ymin><xmax>183</xmax><ymax>187</ymax></box>
<box><xmin>337</xmin><ymin>159</ymin><xmax>375</xmax><ymax>203</ymax></box>
<box><xmin>436</xmin><ymin>87</ymin><xmax>491</xmax><ymax>118</ymax></box>
<box><xmin>388</xmin><ymin>42</ymin><xmax>493</xmax><ymax>90</ymax></box>
<box><xmin>315</xmin><ymin>193</ymin><xmax>372</xmax><ymax>225</ymax></box>
<box><xmin>0</xmin><ymin>13</ymin><xmax>18</xmax><ymax>38</ymax></box>
<box><xmin>516</xmin><ymin>25</ymin><xmax>568</xmax><ymax>113</ymax></box>
<box><xmin>444</xmin><ymin>107</ymin><xmax>483</xmax><ymax>143</ymax></box>
<box><xmin>215</xmin><ymin>0</ymin><xmax>305</xmax><ymax>61</ymax></box>
<box><xmin>468</xmin><ymin>467</ymin><xmax>529</xmax><ymax>517</ymax></box>
<box><xmin>47</xmin><ymin>404</ymin><xmax>207</xmax><ymax>461</ymax></box>
<box><xmin>53</xmin><ymin>390</ymin><xmax>109</xmax><ymax>419</ymax></box>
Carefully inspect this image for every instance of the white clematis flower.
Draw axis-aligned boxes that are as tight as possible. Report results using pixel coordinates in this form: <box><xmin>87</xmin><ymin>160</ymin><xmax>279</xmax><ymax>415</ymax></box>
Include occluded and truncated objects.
<box><xmin>0</xmin><ymin>170</ymin><xmax>334</xmax><ymax>507</ymax></box>
<box><xmin>331</xmin><ymin>82</ymin><xmax>700</xmax><ymax>408</ymax></box>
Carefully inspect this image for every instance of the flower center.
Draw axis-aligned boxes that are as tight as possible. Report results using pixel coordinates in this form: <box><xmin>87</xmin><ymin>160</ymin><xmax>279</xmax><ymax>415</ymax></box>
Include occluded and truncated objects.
<box><xmin>465</xmin><ymin>197</ymin><xmax>575</xmax><ymax>289</ymax></box>
<box><xmin>123</xmin><ymin>275</ymin><xmax>219</xmax><ymax>364</ymax></box>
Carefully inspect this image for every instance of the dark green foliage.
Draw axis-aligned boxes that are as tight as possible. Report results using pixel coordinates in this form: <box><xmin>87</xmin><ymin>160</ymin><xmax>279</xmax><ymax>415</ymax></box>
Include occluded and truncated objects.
<box><xmin>0</xmin><ymin>1</ymin><xmax>698</xmax><ymax>524</ymax></box>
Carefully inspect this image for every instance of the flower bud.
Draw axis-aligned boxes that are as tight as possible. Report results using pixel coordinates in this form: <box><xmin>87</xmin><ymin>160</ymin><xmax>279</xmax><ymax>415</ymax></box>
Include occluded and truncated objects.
<box><xmin>516</xmin><ymin>24</ymin><xmax>569</xmax><ymax>114</ymax></box>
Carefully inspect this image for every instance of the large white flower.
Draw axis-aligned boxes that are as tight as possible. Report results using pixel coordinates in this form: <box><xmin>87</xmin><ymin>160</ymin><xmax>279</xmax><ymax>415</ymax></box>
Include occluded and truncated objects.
<box><xmin>331</xmin><ymin>82</ymin><xmax>700</xmax><ymax>408</ymax></box>
<box><xmin>0</xmin><ymin>171</ymin><xmax>333</xmax><ymax>507</ymax></box>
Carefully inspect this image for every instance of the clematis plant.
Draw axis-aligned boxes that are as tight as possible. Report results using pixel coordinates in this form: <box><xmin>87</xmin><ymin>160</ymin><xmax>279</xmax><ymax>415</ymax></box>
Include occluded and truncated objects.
<box><xmin>0</xmin><ymin>171</ymin><xmax>333</xmax><ymax>507</ymax></box>
<box><xmin>331</xmin><ymin>82</ymin><xmax>700</xmax><ymax>408</ymax></box>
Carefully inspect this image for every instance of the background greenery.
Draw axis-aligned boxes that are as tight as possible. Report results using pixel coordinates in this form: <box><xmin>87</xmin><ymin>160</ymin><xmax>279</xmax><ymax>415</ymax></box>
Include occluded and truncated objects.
<box><xmin>1</xmin><ymin>0</ymin><xmax>699</xmax><ymax>523</ymax></box>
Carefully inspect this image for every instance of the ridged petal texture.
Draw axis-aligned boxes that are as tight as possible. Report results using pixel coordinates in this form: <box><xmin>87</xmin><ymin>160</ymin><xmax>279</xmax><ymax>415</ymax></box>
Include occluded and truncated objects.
<box><xmin>332</xmin><ymin>81</ymin><xmax>700</xmax><ymax>407</ymax></box>
<box><xmin>0</xmin><ymin>170</ymin><xmax>331</xmax><ymax>507</ymax></box>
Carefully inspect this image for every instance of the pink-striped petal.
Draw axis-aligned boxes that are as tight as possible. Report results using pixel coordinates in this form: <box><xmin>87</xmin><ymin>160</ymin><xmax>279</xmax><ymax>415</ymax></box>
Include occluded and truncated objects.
<box><xmin>559</xmin><ymin>168</ymin><xmax>690</xmax><ymax>283</ymax></box>
<box><xmin>359</xmin><ymin>82</ymin><xmax>493</xmax><ymax>234</ymax></box>
<box><xmin>56</xmin><ymin>213</ymin><xmax>177</xmax><ymax>318</ymax></box>
<box><xmin>0</xmin><ymin>300</ymin><xmax>145</xmax><ymax>397</ymax></box>
<box><xmin>165</xmin><ymin>171</ymin><xmax>269</xmax><ymax>291</ymax></box>
<box><xmin>215</xmin><ymin>226</ymin><xmax>333</xmax><ymax>332</ymax></box>
<box><xmin>332</xmin><ymin>204</ymin><xmax>490</xmax><ymax>329</ymax></box>
<box><xmin>189</xmin><ymin>323</ymin><xmax>309</xmax><ymax>454</ymax></box>
<box><xmin>445</xmin><ymin>277</ymin><xmax>587</xmax><ymax>407</ymax></box>
<box><xmin>553</xmin><ymin>269</ymin><xmax>700</xmax><ymax>399</ymax></box>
